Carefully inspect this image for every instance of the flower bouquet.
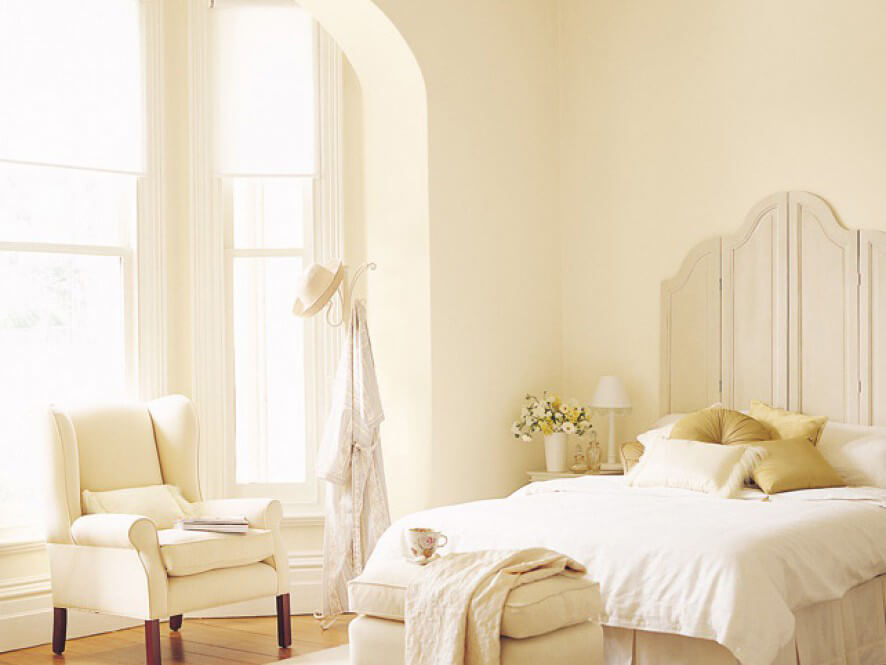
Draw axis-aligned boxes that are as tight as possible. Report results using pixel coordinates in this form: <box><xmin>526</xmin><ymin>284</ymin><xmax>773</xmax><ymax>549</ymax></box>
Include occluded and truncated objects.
<box><xmin>512</xmin><ymin>392</ymin><xmax>594</xmax><ymax>472</ymax></box>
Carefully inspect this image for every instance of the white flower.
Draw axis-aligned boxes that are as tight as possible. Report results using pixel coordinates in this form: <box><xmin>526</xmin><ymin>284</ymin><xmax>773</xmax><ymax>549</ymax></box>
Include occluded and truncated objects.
<box><xmin>521</xmin><ymin>434</ymin><xmax>532</xmax><ymax>442</ymax></box>
<box><xmin>559</xmin><ymin>403</ymin><xmax>568</xmax><ymax>413</ymax></box>
<box><xmin>532</xmin><ymin>405</ymin><xmax>546</xmax><ymax>418</ymax></box>
<box><xmin>563</xmin><ymin>421</ymin><xmax>576</xmax><ymax>434</ymax></box>
<box><xmin>511</xmin><ymin>422</ymin><xmax>522</xmax><ymax>435</ymax></box>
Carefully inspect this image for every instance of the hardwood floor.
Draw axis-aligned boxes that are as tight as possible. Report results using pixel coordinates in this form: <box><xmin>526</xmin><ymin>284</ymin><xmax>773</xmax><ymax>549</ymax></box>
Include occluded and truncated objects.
<box><xmin>1</xmin><ymin>616</ymin><xmax>353</xmax><ymax>665</ymax></box>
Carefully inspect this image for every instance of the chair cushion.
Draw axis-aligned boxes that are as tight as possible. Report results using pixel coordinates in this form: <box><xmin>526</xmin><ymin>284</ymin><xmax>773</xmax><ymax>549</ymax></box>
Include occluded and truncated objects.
<box><xmin>158</xmin><ymin>528</ymin><xmax>274</xmax><ymax>577</ymax></box>
<box><xmin>82</xmin><ymin>484</ymin><xmax>193</xmax><ymax>529</ymax></box>
<box><xmin>348</xmin><ymin>559</ymin><xmax>601</xmax><ymax>639</ymax></box>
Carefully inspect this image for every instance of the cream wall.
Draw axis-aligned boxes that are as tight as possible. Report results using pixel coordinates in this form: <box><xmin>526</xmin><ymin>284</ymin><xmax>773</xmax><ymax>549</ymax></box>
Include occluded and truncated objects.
<box><xmin>374</xmin><ymin>0</ymin><xmax>561</xmax><ymax>508</ymax></box>
<box><xmin>558</xmin><ymin>0</ymin><xmax>886</xmax><ymax>442</ymax></box>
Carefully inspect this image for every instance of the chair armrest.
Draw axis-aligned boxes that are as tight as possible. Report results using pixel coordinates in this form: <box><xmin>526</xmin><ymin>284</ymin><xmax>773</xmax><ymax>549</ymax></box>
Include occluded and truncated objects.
<box><xmin>71</xmin><ymin>513</ymin><xmax>159</xmax><ymax>552</ymax></box>
<box><xmin>195</xmin><ymin>498</ymin><xmax>283</xmax><ymax>530</ymax></box>
<box><xmin>196</xmin><ymin>498</ymin><xmax>288</xmax><ymax>593</ymax></box>
<box><xmin>65</xmin><ymin>513</ymin><xmax>168</xmax><ymax>619</ymax></box>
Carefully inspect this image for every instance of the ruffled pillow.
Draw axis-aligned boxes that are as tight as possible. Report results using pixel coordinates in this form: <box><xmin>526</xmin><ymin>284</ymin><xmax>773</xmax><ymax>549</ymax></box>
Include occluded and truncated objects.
<box><xmin>626</xmin><ymin>437</ymin><xmax>764</xmax><ymax>498</ymax></box>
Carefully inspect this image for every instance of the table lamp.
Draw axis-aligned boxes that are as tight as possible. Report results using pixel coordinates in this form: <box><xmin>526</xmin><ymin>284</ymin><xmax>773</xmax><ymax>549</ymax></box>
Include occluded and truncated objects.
<box><xmin>590</xmin><ymin>376</ymin><xmax>632</xmax><ymax>466</ymax></box>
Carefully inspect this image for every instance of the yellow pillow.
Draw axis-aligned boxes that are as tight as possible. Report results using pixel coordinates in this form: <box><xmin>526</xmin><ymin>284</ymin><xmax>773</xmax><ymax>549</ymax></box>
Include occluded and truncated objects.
<box><xmin>749</xmin><ymin>400</ymin><xmax>828</xmax><ymax>445</ymax></box>
<box><xmin>751</xmin><ymin>437</ymin><xmax>844</xmax><ymax>494</ymax></box>
<box><xmin>669</xmin><ymin>407</ymin><xmax>771</xmax><ymax>444</ymax></box>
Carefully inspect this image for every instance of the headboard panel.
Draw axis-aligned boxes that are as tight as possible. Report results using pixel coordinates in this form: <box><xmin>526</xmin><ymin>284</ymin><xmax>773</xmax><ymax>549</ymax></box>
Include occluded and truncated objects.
<box><xmin>661</xmin><ymin>191</ymin><xmax>886</xmax><ymax>426</ymax></box>
<box><xmin>659</xmin><ymin>238</ymin><xmax>720</xmax><ymax>415</ymax></box>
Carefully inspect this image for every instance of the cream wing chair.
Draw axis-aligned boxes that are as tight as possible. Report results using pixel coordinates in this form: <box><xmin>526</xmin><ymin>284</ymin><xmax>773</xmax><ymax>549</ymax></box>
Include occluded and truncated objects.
<box><xmin>45</xmin><ymin>395</ymin><xmax>291</xmax><ymax>665</ymax></box>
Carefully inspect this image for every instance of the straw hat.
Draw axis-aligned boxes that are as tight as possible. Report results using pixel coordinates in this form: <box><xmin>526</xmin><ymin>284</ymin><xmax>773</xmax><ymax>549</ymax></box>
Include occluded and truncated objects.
<box><xmin>292</xmin><ymin>260</ymin><xmax>345</xmax><ymax>317</ymax></box>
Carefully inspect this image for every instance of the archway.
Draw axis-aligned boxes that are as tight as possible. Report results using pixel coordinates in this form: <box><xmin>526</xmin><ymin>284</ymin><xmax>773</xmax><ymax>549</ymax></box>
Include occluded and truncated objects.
<box><xmin>297</xmin><ymin>0</ymin><xmax>432</xmax><ymax>517</ymax></box>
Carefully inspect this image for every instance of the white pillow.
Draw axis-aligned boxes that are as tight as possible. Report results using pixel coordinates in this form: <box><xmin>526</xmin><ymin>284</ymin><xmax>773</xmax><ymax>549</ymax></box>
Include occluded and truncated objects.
<box><xmin>636</xmin><ymin>422</ymin><xmax>677</xmax><ymax>447</ymax></box>
<box><xmin>819</xmin><ymin>434</ymin><xmax>886</xmax><ymax>488</ymax></box>
<box><xmin>82</xmin><ymin>484</ymin><xmax>194</xmax><ymax>529</ymax></box>
<box><xmin>626</xmin><ymin>438</ymin><xmax>764</xmax><ymax>498</ymax></box>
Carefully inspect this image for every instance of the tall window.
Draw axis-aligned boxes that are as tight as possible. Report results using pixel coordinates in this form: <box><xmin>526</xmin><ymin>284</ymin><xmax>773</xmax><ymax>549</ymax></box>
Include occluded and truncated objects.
<box><xmin>0</xmin><ymin>0</ymin><xmax>160</xmax><ymax>530</ymax></box>
<box><xmin>196</xmin><ymin>1</ymin><xmax>342</xmax><ymax>507</ymax></box>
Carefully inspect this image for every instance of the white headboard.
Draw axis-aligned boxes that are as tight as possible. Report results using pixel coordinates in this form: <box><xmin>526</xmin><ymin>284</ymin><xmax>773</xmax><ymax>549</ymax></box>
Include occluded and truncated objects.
<box><xmin>661</xmin><ymin>191</ymin><xmax>886</xmax><ymax>426</ymax></box>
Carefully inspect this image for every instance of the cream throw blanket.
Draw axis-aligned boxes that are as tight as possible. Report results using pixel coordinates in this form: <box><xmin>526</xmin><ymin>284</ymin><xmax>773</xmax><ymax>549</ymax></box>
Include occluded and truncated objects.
<box><xmin>404</xmin><ymin>548</ymin><xmax>586</xmax><ymax>665</ymax></box>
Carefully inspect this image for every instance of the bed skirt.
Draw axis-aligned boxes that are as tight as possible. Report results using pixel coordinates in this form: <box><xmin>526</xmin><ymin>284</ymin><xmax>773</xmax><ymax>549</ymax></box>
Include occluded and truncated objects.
<box><xmin>604</xmin><ymin>574</ymin><xmax>886</xmax><ymax>665</ymax></box>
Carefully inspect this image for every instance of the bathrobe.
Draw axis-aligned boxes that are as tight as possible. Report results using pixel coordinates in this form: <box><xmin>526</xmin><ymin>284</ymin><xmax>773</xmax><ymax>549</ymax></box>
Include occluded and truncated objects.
<box><xmin>317</xmin><ymin>300</ymin><xmax>391</xmax><ymax>617</ymax></box>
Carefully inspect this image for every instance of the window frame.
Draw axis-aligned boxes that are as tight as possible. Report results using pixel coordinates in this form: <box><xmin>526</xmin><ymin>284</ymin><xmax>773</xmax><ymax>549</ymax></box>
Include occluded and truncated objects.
<box><xmin>0</xmin><ymin>0</ymin><xmax>165</xmax><ymax>540</ymax></box>
<box><xmin>191</xmin><ymin>1</ymin><xmax>343</xmax><ymax>514</ymax></box>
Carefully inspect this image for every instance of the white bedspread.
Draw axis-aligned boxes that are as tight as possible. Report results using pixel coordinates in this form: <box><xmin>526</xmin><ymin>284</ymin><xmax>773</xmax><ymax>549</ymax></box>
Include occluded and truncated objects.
<box><xmin>366</xmin><ymin>476</ymin><xmax>886</xmax><ymax>665</ymax></box>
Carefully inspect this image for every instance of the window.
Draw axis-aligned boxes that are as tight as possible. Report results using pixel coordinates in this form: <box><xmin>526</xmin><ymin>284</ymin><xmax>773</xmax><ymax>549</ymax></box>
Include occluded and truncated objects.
<box><xmin>0</xmin><ymin>0</ymin><xmax>161</xmax><ymax>530</ymax></box>
<box><xmin>194</xmin><ymin>1</ymin><xmax>342</xmax><ymax>508</ymax></box>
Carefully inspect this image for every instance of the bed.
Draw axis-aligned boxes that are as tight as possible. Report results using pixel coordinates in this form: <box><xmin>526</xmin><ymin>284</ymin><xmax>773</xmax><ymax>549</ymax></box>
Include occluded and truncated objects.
<box><xmin>361</xmin><ymin>192</ymin><xmax>886</xmax><ymax>664</ymax></box>
<box><xmin>365</xmin><ymin>458</ymin><xmax>886</xmax><ymax>665</ymax></box>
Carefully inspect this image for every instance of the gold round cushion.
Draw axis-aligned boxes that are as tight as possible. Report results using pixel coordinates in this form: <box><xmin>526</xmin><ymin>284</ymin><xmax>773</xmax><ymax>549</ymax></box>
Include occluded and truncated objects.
<box><xmin>669</xmin><ymin>407</ymin><xmax>771</xmax><ymax>444</ymax></box>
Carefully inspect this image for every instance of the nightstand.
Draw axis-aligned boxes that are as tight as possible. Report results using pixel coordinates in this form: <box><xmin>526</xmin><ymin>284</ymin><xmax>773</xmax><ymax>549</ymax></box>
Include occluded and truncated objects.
<box><xmin>527</xmin><ymin>468</ymin><xmax>623</xmax><ymax>483</ymax></box>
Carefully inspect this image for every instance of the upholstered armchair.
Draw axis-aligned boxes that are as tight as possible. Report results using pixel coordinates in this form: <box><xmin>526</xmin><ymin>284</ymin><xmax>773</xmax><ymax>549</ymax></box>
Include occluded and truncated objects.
<box><xmin>45</xmin><ymin>395</ymin><xmax>291</xmax><ymax>665</ymax></box>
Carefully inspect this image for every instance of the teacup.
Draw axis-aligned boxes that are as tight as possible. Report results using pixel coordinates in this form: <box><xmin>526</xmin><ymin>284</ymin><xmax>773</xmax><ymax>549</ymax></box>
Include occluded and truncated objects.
<box><xmin>405</xmin><ymin>527</ymin><xmax>448</xmax><ymax>562</ymax></box>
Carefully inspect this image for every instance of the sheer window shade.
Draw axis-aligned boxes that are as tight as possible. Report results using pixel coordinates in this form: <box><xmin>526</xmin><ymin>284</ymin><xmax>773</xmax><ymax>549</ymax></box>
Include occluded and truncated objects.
<box><xmin>0</xmin><ymin>0</ymin><xmax>145</xmax><ymax>172</ymax></box>
<box><xmin>0</xmin><ymin>0</ymin><xmax>151</xmax><ymax>528</ymax></box>
<box><xmin>212</xmin><ymin>3</ymin><xmax>316</xmax><ymax>175</ymax></box>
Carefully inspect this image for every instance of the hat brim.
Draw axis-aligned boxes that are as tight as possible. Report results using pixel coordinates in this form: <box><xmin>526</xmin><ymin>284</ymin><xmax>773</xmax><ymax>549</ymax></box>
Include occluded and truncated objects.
<box><xmin>292</xmin><ymin>262</ymin><xmax>345</xmax><ymax>317</ymax></box>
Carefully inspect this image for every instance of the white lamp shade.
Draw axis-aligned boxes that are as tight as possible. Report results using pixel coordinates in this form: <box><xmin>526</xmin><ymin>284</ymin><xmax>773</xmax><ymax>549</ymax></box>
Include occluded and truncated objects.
<box><xmin>590</xmin><ymin>375</ymin><xmax>632</xmax><ymax>411</ymax></box>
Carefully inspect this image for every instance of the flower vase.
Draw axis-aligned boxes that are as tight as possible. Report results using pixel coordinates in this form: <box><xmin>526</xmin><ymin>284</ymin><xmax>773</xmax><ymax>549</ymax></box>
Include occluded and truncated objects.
<box><xmin>544</xmin><ymin>432</ymin><xmax>569</xmax><ymax>472</ymax></box>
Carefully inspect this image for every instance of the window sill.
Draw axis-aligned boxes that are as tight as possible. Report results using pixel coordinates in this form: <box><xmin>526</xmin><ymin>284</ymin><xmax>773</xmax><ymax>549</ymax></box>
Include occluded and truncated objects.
<box><xmin>0</xmin><ymin>526</ymin><xmax>45</xmax><ymax>555</ymax></box>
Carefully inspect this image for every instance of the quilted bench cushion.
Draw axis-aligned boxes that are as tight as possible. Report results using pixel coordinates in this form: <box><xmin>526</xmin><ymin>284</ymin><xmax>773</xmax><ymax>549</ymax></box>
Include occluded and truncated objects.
<box><xmin>348</xmin><ymin>559</ymin><xmax>601</xmax><ymax>639</ymax></box>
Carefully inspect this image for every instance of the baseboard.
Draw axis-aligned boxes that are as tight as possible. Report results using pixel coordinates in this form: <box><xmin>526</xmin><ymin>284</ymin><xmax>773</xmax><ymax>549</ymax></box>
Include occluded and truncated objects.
<box><xmin>0</xmin><ymin>579</ymin><xmax>138</xmax><ymax>653</ymax></box>
<box><xmin>0</xmin><ymin>550</ymin><xmax>322</xmax><ymax>653</ymax></box>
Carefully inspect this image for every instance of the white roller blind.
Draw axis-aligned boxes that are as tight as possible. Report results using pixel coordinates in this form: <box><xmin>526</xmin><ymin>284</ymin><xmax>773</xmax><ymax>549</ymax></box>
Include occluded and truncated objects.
<box><xmin>212</xmin><ymin>2</ymin><xmax>316</xmax><ymax>175</ymax></box>
<box><xmin>0</xmin><ymin>0</ymin><xmax>145</xmax><ymax>173</ymax></box>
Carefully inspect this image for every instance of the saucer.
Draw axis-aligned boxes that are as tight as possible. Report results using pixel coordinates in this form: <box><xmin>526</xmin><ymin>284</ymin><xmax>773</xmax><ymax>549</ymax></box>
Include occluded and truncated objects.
<box><xmin>407</xmin><ymin>553</ymin><xmax>440</xmax><ymax>566</ymax></box>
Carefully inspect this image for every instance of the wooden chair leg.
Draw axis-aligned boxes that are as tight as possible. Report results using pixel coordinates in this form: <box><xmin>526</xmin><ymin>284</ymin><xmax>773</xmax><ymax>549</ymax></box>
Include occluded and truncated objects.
<box><xmin>52</xmin><ymin>608</ymin><xmax>67</xmax><ymax>655</ymax></box>
<box><xmin>145</xmin><ymin>619</ymin><xmax>161</xmax><ymax>665</ymax></box>
<box><xmin>275</xmin><ymin>593</ymin><xmax>291</xmax><ymax>648</ymax></box>
<box><xmin>169</xmin><ymin>614</ymin><xmax>183</xmax><ymax>631</ymax></box>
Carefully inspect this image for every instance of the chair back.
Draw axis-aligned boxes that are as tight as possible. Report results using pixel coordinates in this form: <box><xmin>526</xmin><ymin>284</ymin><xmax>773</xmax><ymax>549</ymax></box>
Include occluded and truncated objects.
<box><xmin>45</xmin><ymin>395</ymin><xmax>201</xmax><ymax>544</ymax></box>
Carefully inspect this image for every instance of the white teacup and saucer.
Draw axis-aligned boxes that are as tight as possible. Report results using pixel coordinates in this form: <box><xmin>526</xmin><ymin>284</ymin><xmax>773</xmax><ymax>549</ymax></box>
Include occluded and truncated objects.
<box><xmin>404</xmin><ymin>527</ymin><xmax>448</xmax><ymax>565</ymax></box>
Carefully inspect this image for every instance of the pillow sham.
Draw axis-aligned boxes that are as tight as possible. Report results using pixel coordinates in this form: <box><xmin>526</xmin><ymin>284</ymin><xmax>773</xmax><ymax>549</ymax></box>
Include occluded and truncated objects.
<box><xmin>749</xmin><ymin>400</ymin><xmax>827</xmax><ymax>445</ymax></box>
<box><xmin>81</xmin><ymin>484</ymin><xmax>193</xmax><ymax>529</ymax></box>
<box><xmin>669</xmin><ymin>407</ymin><xmax>770</xmax><ymax>445</ymax></box>
<box><xmin>818</xmin><ymin>433</ymin><xmax>886</xmax><ymax>488</ymax></box>
<box><xmin>626</xmin><ymin>438</ymin><xmax>764</xmax><ymax>498</ymax></box>
<box><xmin>750</xmin><ymin>437</ymin><xmax>844</xmax><ymax>494</ymax></box>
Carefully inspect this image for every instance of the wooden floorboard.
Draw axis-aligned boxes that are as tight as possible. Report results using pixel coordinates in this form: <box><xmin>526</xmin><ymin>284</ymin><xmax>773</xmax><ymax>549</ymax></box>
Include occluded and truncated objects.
<box><xmin>1</xmin><ymin>617</ymin><xmax>353</xmax><ymax>665</ymax></box>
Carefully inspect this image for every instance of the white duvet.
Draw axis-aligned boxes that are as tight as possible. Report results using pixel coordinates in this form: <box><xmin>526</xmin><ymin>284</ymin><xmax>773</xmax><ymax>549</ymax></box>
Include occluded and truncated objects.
<box><xmin>366</xmin><ymin>476</ymin><xmax>886</xmax><ymax>665</ymax></box>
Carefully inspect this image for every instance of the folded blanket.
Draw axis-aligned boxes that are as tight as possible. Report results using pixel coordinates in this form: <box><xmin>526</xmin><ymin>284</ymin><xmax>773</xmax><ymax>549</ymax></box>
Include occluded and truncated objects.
<box><xmin>404</xmin><ymin>548</ymin><xmax>586</xmax><ymax>665</ymax></box>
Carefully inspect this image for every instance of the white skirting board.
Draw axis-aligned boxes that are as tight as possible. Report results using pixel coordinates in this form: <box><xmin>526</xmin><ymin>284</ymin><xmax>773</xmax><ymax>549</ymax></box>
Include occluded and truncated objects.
<box><xmin>0</xmin><ymin>551</ymin><xmax>322</xmax><ymax>653</ymax></box>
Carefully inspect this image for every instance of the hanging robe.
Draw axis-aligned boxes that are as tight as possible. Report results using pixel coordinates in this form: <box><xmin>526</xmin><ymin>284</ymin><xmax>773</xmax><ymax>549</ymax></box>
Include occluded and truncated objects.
<box><xmin>316</xmin><ymin>299</ymin><xmax>391</xmax><ymax>618</ymax></box>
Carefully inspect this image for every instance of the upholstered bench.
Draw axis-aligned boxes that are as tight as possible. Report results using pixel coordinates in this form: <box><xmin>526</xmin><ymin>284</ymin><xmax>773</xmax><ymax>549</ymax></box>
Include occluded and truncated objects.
<box><xmin>347</xmin><ymin>559</ymin><xmax>604</xmax><ymax>665</ymax></box>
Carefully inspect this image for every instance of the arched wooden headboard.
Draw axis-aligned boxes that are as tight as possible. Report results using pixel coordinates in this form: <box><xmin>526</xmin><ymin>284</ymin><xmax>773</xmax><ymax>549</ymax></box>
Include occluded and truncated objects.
<box><xmin>661</xmin><ymin>191</ymin><xmax>886</xmax><ymax>426</ymax></box>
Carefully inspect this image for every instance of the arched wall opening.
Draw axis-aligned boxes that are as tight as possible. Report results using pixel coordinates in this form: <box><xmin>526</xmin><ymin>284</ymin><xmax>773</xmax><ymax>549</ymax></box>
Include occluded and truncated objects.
<box><xmin>297</xmin><ymin>0</ymin><xmax>433</xmax><ymax>518</ymax></box>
